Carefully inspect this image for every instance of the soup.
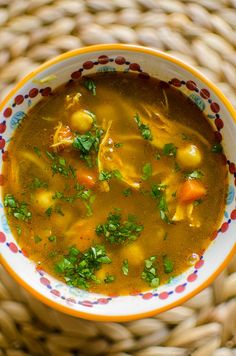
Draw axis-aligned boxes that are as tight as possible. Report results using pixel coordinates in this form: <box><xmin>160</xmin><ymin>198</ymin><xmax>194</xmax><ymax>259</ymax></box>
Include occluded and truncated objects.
<box><xmin>3</xmin><ymin>72</ymin><xmax>227</xmax><ymax>295</ymax></box>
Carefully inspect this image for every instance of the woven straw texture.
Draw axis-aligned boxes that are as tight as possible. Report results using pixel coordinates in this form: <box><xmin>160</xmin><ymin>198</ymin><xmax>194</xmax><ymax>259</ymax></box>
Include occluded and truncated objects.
<box><xmin>0</xmin><ymin>1</ymin><xmax>236</xmax><ymax>355</ymax></box>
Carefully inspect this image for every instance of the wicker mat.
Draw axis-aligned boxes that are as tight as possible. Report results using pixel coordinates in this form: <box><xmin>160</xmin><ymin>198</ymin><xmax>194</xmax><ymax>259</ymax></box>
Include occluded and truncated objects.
<box><xmin>0</xmin><ymin>0</ymin><xmax>236</xmax><ymax>355</ymax></box>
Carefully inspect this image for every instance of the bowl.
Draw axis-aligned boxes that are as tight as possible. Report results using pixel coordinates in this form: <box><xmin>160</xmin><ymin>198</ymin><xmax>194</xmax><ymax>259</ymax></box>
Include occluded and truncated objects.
<box><xmin>0</xmin><ymin>44</ymin><xmax>236</xmax><ymax>322</ymax></box>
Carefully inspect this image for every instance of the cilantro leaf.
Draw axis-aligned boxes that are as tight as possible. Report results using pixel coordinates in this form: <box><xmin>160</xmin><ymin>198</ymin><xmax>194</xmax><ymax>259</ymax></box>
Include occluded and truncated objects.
<box><xmin>121</xmin><ymin>259</ymin><xmax>129</xmax><ymax>276</ymax></box>
<box><xmin>211</xmin><ymin>143</ymin><xmax>223</xmax><ymax>153</ymax></box>
<box><xmin>134</xmin><ymin>113</ymin><xmax>152</xmax><ymax>141</ymax></box>
<box><xmin>96</xmin><ymin>210</ymin><xmax>143</xmax><ymax>245</ymax></box>
<box><xmin>151</xmin><ymin>184</ymin><xmax>171</xmax><ymax>224</ymax></box>
<box><xmin>55</xmin><ymin>245</ymin><xmax>111</xmax><ymax>289</ymax></box>
<box><xmin>4</xmin><ymin>194</ymin><xmax>32</xmax><ymax>222</ymax></box>
<box><xmin>163</xmin><ymin>255</ymin><xmax>174</xmax><ymax>273</ymax></box>
<box><xmin>141</xmin><ymin>163</ymin><xmax>152</xmax><ymax>181</ymax></box>
<box><xmin>142</xmin><ymin>256</ymin><xmax>160</xmax><ymax>288</ymax></box>
<box><xmin>185</xmin><ymin>170</ymin><xmax>204</xmax><ymax>180</ymax></box>
<box><xmin>84</xmin><ymin>79</ymin><xmax>96</xmax><ymax>96</ymax></box>
<box><xmin>104</xmin><ymin>274</ymin><xmax>115</xmax><ymax>283</ymax></box>
<box><xmin>123</xmin><ymin>188</ymin><xmax>132</xmax><ymax>197</ymax></box>
<box><xmin>163</xmin><ymin>143</ymin><xmax>177</xmax><ymax>157</ymax></box>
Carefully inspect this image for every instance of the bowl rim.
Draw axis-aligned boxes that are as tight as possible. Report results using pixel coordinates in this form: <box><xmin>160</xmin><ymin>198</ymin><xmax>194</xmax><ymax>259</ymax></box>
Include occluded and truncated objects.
<box><xmin>0</xmin><ymin>43</ymin><xmax>236</xmax><ymax>322</ymax></box>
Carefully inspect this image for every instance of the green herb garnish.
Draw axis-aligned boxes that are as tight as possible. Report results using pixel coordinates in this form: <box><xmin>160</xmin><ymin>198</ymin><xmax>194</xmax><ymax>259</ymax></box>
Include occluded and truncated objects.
<box><xmin>16</xmin><ymin>226</ymin><xmax>22</xmax><ymax>236</ymax></box>
<box><xmin>4</xmin><ymin>194</ymin><xmax>32</xmax><ymax>222</ymax></box>
<box><xmin>96</xmin><ymin>211</ymin><xmax>143</xmax><ymax>245</ymax></box>
<box><xmin>33</xmin><ymin>146</ymin><xmax>41</xmax><ymax>157</ymax></box>
<box><xmin>163</xmin><ymin>255</ymin><xmax>174</xmax><ymax>273</ymax></box>
<box><xmin>55</xmin><ymin>245</ymin><xmax>111</xmax><ymax>289</ymax></box>
<box><xmin>99</xmin><ymin>169</ymin><xmax>123</xmax><ymax>182</ymax></box>
<box><xmin>123</xmin><ymin>188</ymin><xmax>132</xmax><ymax>197</ymax></box>
<box><xmin>114</xmin><ymin>143</ymin><xmax>123</xmax><ymax>148</ymax></box>
<box><xmin>84</xmin><ymin>79</ymin><xmax>96</xmax><ymax>96</ymax></box>
<box><xmin>45</xmin><ymin>206</ymin><xmax>53</xmax><ymax>217</ymax></box>
<box><xmin>134</xmin><ymin>113</ymin><xmax>152</xmax><ymax>141</ymax></box>
<box><xmin>163</xmin><ymin>143</ymin><xmax>177</xmax><ymax>157</ymax></box>
<box><xmin>48</xmin><ymin>235</ymin><xmax>57</xmax><ymax>242</ymax></box>
<box><xmin>30</xmin><ymin>177</ymin><xmax>48</xmax><ymax>190</ymax></box>
<box><xmin>185</xmin><ymin>170</ymin><xmax>204</xmax><ymax>180</ymax></box>
<box><xmin>121</xmin><ymin>259</ymin><xmax>129</xmax><ymax>276</ymax></box>
<box><xmin>34</xmin><ymin>235</ymin><xmax>42</xmax><ymax>244</ymax></box>
<box><xmin>193</xmin><ymin>198</ymin><xmax>203</xmax><ymax>206</ymax></box>
<box><xmin>211</xmin><ymin>143</ymin><xmax>223</xmax><ymax>153</ymax></box>
<box><xmin>104</xmin><ymin>274</ymin><xmax>115</xmax><ymax>283</ymax></box>
<box><xmin>46</xmin><ymin>151</ymin><xmax>75</xmax><ymax>177</ymax></box>
<box><xmin>151</xmin><ymin>184</ymin><xmax>171</xmax><ymax>224</ymax></box>
<box><xmin>142</xmin><ymin>256</ymin><xmax>160</xmax><ymax>288</ymax></box>
<box><xmin>141</xmin><ymin>163</ymin><xmax>152</xmax><ymax>181</ymax></box>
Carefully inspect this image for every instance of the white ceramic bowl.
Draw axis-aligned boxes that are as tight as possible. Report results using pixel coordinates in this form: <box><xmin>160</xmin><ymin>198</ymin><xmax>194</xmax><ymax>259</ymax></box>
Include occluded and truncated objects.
<box><xmin>0</xmin><ymin>44</ymin><xmax>236</xmax><ymax>321</ymax></box>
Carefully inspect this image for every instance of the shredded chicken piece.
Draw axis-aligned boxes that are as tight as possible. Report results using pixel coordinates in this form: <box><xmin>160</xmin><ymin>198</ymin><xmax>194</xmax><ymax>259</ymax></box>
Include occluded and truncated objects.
<box><xmin>98</xmin><ymin>120</ymin><xmax>142</xmax><ymax>191</ymax></box>
<box><xmin>65</xmin><ymin>92</ymin><xmax>81</xmax><ymax>110</ymax></box>
<box><xmin>50</xmin><ymin>121</ymin><xmax>74</xmax><ymax>152</ymax></box>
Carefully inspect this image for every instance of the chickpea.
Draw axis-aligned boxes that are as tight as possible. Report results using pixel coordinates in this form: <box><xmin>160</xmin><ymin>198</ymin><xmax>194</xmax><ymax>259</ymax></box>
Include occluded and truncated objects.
<box><xmin>70</xmin><ymin>110</ymin><xmax>93</xmax><ymax>133</ymax></box>
<box><xmin>121</xmin><ymin>243</ymin><xmax>144</xmax><ymax>266</ymax></box>
<box><xmin>35</xmin><ymin>190</ymin><xmax>53</xmax><ymax>211</ymax></box>
<box><xmin>176</xmin><ymin>144</ymin><xmax>202</xmax><ymax>169</ymax></box>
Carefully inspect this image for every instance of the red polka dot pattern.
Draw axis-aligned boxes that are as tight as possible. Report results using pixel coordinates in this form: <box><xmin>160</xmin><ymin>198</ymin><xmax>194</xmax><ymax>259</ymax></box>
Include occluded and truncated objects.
<box><xmin>142</xmin><ymin>293</ymin><xmax>153</xmax><ymax>300</ymax></box>
<box><xmin>9</xmin><ymin>242</ymin><xmax>18</xmax><ymax>253</ymax></box>
<box><xmin>159</xmin><ymin>292</ymin><xmax>169</xmax><ymax>300</ymax></box>
<box><xmin>187</xmin><ymin>273</ymin><xmax>198</xmax><ymax>282</ymax></box>
<box><xmin>71</xmin><ymin>71</ymin><xmax>81</xmax><ymax>79</ymax></box>
<box><xmin>40</xmin><ymin>277</ymin><xmax>50</xmax><ymax>286</ymax></box>
<box><xmin>0</xmin><ymin>232</ymin><xmax>6</xmax><ymax>243</ymax></box>
<box><xmin>230</xmin><ymin>209</ymin><xmax>236</xmax><ymax>220</ymax></box>
<box><xmin>3</xmin><ymin>107</ymin><xmax>12</xmax><ymax>118</ymax></box>
<box><xmin>83</xmin><ymin>61</ymin><xmax>94</xmax><ymax>69</ymax></box>
<box><xmin>98</xmin><ymin>55</ymin><xmax>109</xmax><ymax>64</ymax></box>
<box><xmin>14</xmin><ymin>95</ymin><xmax>24</xmax><ymax>105</ymax></box>
<box><xmin>175</xmin><ymin>285</ymin><xmax>185</xmax><ymax>293</ymax></box>
<box><xmin>186</xmin><ymin>80</ymin><xmax>197</xmax><ymax>90</ymax></box>
<box><xmin>221</xmin><ymin>222</ymin><xmax>229</xmax><ymax>232</ymax></box>
<box><xmin>29</xmin><ymin>88</ymin><xmax>39</xmax><ymax>98</ymax></box>
<box><xmin>115</xmin><ymin>56</ymin><xmax>126</xmax><ymax>65</ymax></box>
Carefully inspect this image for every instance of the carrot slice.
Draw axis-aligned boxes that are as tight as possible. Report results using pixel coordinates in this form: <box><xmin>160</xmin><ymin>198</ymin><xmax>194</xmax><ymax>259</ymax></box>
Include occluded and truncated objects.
<box><xmin>178</xmin><ymin>180</ymin><xmax>206</xmax><ymax>203</ymax></box>
<box><xmin>77</xmin><ymin>170</ymin><xmax>96</xmax><ymax>188</ymax></box>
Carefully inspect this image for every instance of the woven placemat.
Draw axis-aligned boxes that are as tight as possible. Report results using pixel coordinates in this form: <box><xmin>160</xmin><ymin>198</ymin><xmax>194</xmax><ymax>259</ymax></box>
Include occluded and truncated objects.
<box><xmin>0</xmin><ymin>1</ymin><xmax>236</xmax><ymax>355</ymax></box>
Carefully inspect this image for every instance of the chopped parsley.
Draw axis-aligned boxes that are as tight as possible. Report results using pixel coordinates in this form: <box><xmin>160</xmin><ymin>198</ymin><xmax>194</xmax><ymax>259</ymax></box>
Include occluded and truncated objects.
<box><xmin>48</xmin><ymin>235</ymin><xmax>57</xmax><ymax>242</ymax></box>
<box><xmin>34</xmin><ymin>235</ymin><xmax>42</xmax><ymax>244</ymax></box>
<box><xmin>114</xmin><ymin>142</ymin><xmax>123</xmax><ymax>148</ymax></box>
<box><xmin>181</xmin><ymin>133</ymin><xmax>191</xmax><ymax>141</ymax></box>
<box><xmin>121</xmin><ymin>259</ymin><xmax>129</xmax><ymax>276</ymax></box>
<box><xmin>151</xmin><ymin>184</ymin><xmax>171</xmax><ymax>224</ymax></box>
<box><xmin>30</xmin><ymin>177</ymin><xmax>48</xmax><ymax>190</ymax></box>
<box><xmin>193</xmin><ymin>198</ymin><xmax>203</xmax><ymax>206</ymax></box>
<box><xmin>55</xmin><ymin>245</ymin><xmax>111</xmax><ymax>289</ymax></box>
<box><xmin>4</xmin><ymin>194</ymin><xmax>32</xmax><ymax>222</ymax></box>
<box><xmin>96</xmin><ymin>210</ymin><xmax>143</xmax><ymax>245</ymax></box>
<box><xmin>142</xmin><ymin>256</ymin><xmax>160</xmax><ymax>288</ymax></box>
<box><xmin>45</xmin><ymin>206</ymin><xmax>53</xmax><ymax>217</ymax></box>
<box><xmin>46</xmin><ymin>151</ymin><xmax>75</xmax><ymax>177</ymax></box>
<box><xmin>141</xmin><ymin>163</ymin><xmax>152</xmax><ymax>181</ymax></box>
<box><xmin>84</xmin><ymin>79</ymin><xmax>96</xmax><ymax>96</ymax></box>
<box><xmin>155</xmin><ymin>152</ymin><xmax>161</xmax><ymax>160</ymax></box>
<box><xmin>73</xmin><ymin>128</ymin><xmax>103</xmax><ymax>167</ymax></box>
<box><xmin>104</xmin><ymin>274</ymin><xmax>115</xmax><ymax>283</ymax></box>
<box><xmin>163</xmin><ymin>143</ymin><xmax>177</xmax><ymax>157</ymax></box>
<box><xmin>33</xmin><ymin>146</ymin><xmax>41</xmax><ymax>157</ymax></box>
<box><xmin>163</xmin><ymin>255</ymin><xmax>174</xmax><ymax>273</ymax></box>
<box><xmin>99</xmin><ymin>170</ymin><xmax>112</xmax><ymax>181</ymax></box>
<box><xmin>134</xmin><ymin>113</ymin><xmax>152</xmax><ymax>141</ymax></box>
<box><xmin>185</xmin><ymin>170</ymin><xmax>204</xmax><ymax>180</ymax></box>
<box><xmin>211</xmin><ymin>143</ymin><xmax>223</xmax><ymax>153</ymax></box>
<box><xmin>52</xmin><ymin>184</ymin><xmax>96</xmax><ymax>217</ymax></box>
<box><xmin>16</xmin><ymin>226</ymin><xmax>22</xmax><ymax>236</ymax></box>
<box><xmin>123</xmin><ymin>188</ymin><xmax>132</xmax><ymax>197</ymax></box>
<box><xmin>173</xmin><ymin>162</ymin><xmax>180</xmax><ymax>172</ymax></box>
<box><xmin>99</xmin><ymin>169</ymin><xmax>123</xmax><ymax>182</ymax></box>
